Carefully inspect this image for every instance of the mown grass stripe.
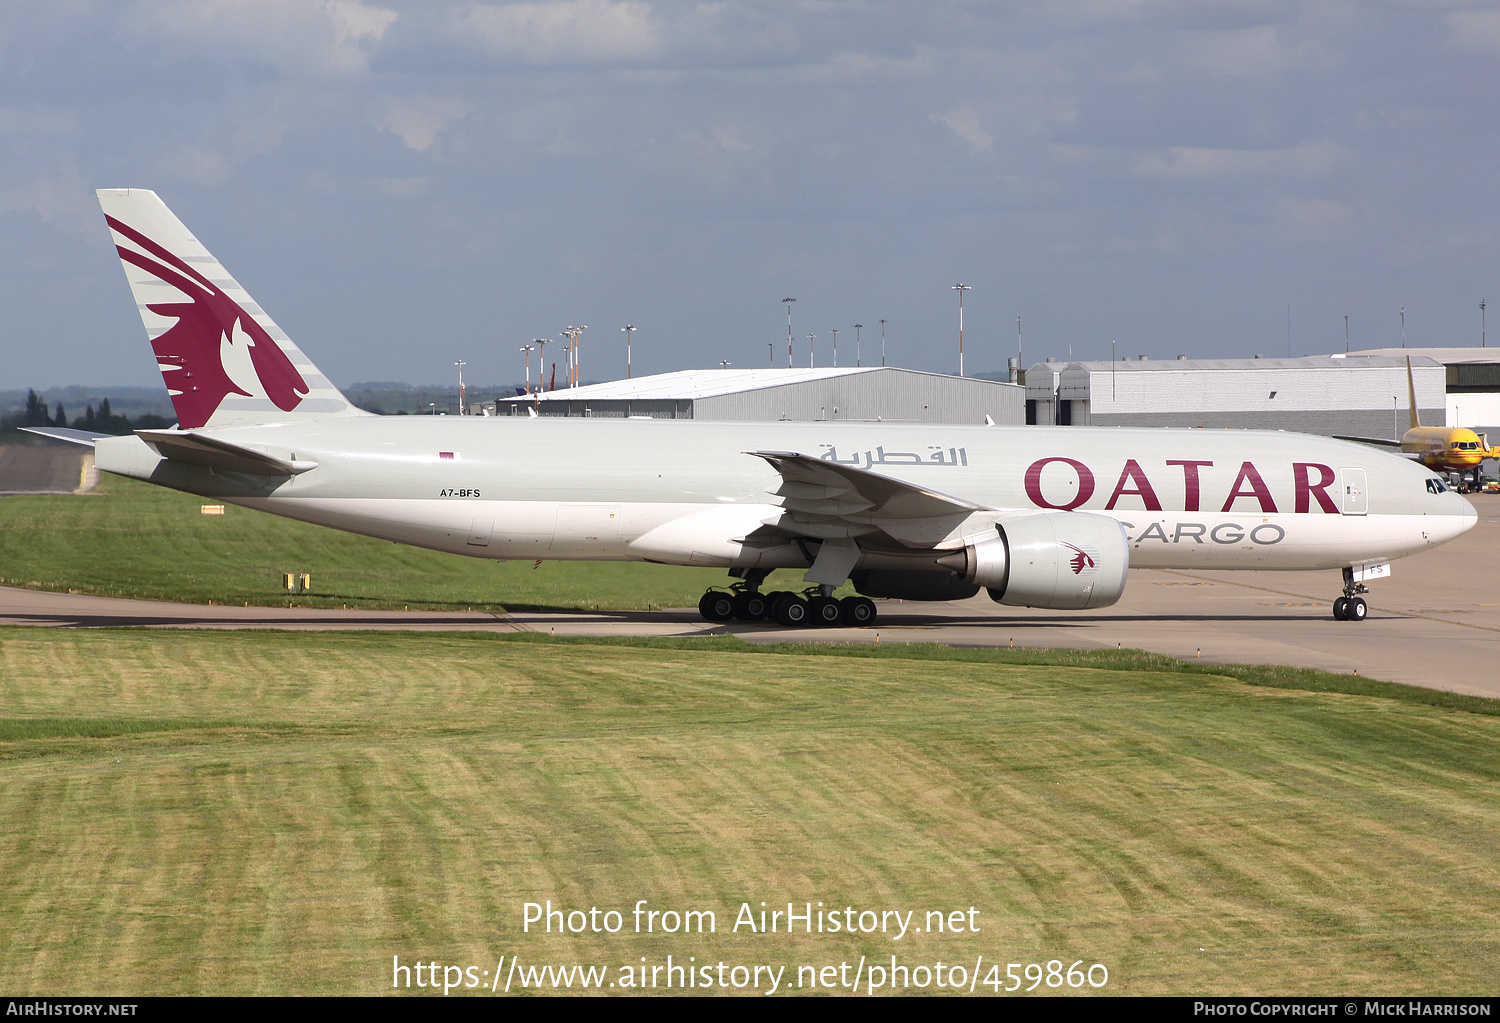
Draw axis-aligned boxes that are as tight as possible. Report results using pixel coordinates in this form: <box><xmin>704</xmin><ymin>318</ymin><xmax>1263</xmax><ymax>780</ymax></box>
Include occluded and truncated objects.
<box><xmin>1</xmin><ymin>628</ymin><xmax>1497</xmax><ymax>995</ymax></box>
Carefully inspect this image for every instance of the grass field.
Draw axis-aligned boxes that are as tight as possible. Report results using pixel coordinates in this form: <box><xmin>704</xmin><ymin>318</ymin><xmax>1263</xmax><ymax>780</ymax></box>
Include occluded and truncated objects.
<box><xmin>0</xmin><ymin>476</ymin><xmax>821</xmax><ymax>611</ymax></box>
<box><xmin>2</xmin><ymin>628</ymin><xmax>1498</xmax><ymax>996</ymax></box>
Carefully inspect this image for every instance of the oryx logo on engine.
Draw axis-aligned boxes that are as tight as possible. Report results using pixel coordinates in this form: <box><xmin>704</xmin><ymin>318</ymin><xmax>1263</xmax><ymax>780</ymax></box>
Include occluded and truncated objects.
<box><xmin>1063</xmin><ymin>543</ymin><xmax>1097</xmax><ymax>575</ymax></box>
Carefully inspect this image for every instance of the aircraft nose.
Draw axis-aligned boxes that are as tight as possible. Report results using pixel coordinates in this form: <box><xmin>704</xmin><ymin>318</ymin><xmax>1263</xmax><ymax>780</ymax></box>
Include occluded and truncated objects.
<box><xmin>1457</xmin><ymin>494</ymin><xmax>1479</xmax><ymax>533</ymax></box>
<box><xmin>1438</xmin><ymin>493</ymin><xmax>1479</xmax><ymax>542</ymax></box>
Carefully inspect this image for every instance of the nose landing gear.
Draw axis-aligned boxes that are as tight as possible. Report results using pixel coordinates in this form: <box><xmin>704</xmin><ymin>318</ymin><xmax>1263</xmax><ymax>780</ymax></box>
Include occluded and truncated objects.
<box><xmin>1332</xmin><ymin>567</ymin><xmax>1369</xmax><ymax>622</ymax></box>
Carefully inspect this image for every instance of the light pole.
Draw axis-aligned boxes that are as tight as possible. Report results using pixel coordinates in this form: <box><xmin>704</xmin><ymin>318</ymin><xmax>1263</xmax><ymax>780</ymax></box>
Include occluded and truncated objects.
<box><xmin>767</xmin><ymin>342</ymin><xmax>774</xmax><ymax>366</ymax></box>
<box><xmin>1111</xmin><ymin>339</ymin><xmax>1116</xmax><ymax>404</ymax></box>
<box><xmin>622</xmin><ymin>325</ymin><xmax>635</xmax><ymax>379</ymax></box>
<box><xmin>520</xmin><ymin>344</ymin><xmax>534</xmax><ymax>396</ymax></box>
<box><xmin>879</xmin><ymin>319</ymin><xmax>887</xmax><ymax>367</ymax></box>
<box><xmin>534</xmin><ymin>338</ymin><xmax>552</xmax><ymax>396</ymax></box>
<box><xmin>561</xmin><ymin>325</ymin><xmax>587</xmax><ymax>387</ymax></box>
<box><xmin>830</xmin><ymin>327</ymin><xmax>839</xmax><ymax>367</ymax></box>
<box><xmin>1344</xmin><ymin>315</ymin><xmax>1349</xmax><ymax>354</ymax></box>
<box><xmin>455</xmin><ymin>359</ymin><xmax>466</xmax><ymax>414</ymax></box>
<box><xmin>952</xmin><ymin>283</ymin><xmax>971</xmax><ymax>377</ymax></box>
<box><xmin>854</xmin><ymin>324</ymin><xmax>863</xmax><ymax>367</ymax></box>
<box><xmin>807</xmin><ymin>333</ymin><xmax>816</xmax><ymax>368</ymax></box>
<box><xmin>783</xmin><ymin>298</ymin><xmax>796</xmax><ymax>368</ymax></box>
<box><xmin>1483</xmin><ymin>300</ymin><xmax>1488</xmax><ymax>348</ymax></box>
<box><xmin>1400</xmin><ymin>307</ymin><xmax>1406</xmax><ymax>349</ymax></box>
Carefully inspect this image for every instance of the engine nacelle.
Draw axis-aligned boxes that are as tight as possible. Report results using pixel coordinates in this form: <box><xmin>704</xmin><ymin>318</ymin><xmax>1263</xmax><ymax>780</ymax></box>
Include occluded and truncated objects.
<box><xmin>939</xmin><ymin>512</ymin><xmax>1129</xmax><ymax>610</ymax></box>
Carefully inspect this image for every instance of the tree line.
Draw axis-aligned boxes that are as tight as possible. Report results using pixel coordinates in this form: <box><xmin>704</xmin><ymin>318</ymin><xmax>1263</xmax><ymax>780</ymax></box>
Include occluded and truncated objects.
<box><xmin>3</xmin><ymin>389</ymin><xmax>174</xmax><ymax>433</ymax></box>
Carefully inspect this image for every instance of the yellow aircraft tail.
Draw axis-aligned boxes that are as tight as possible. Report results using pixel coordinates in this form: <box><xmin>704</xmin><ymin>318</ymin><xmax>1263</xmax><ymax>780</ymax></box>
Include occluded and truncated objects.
<box><xmin>1406</xmin><ymin>356</ymin><xmax>1421</xmax><ymax>430</ymax></box>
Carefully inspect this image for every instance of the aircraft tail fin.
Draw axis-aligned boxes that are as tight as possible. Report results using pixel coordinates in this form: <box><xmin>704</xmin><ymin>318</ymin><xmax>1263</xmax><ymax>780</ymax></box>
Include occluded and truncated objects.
<box><xmin>1406</xmin><ymin>356</ymin><xmax>1421</xmax><ymax>430</ymax></box>
<box><xmin>96</xmin><ymin>188</ymin><xmax>368</xmax><ymax>430</ymax></box>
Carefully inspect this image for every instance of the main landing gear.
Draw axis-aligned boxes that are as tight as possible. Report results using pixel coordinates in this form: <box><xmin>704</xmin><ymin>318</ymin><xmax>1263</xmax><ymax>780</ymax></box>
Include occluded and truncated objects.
<box><xmin>1332</xmin><ymin>567</ymin><xmax>1369</xmax><ymax>622</ymax></box>
<box><xmin>697</xmin><ymin>572</ymin><xmax>877</xmax><ymax>628</ymax></box>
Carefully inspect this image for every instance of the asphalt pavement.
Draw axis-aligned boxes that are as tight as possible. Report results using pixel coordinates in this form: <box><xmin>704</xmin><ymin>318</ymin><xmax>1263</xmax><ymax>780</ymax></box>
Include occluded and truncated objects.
<box><xmin>2</xmin><ymin>496</ymin><xmax>1496</xmax><ymax>699</ymax></box>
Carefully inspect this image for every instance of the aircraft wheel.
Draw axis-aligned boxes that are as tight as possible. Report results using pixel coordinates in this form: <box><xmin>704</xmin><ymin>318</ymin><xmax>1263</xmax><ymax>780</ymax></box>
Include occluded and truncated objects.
<box><xmin>772</xmin><ymin>594</ymin><xmax>810</xmax><ymax>627</ymax></box>
<box><xmin>810</xmin><ymin>595</ymin><xmax>843</xmax><ymax>626</ymax></box>
<box><xmin>840</xmin><ymin>596</ymin><xmax>877</xmax><ymax>627</ymax></box>
<box><xmin>733</xmin><ymin>591</ymin><xmax>768</xmax><ymax>620</ymax></box>
<box><xmin>765</xmin><ymin>591</ymin><xmax>792</xmax><ymax>620</ymax></box>
<box><xmin>1332</xmin><ymin>597</ymin><xmax>1349</xmax><ymax>621</ymax></box>
<box><xmin>699</xmin><ymin>591</ymin><xmax>735</xmax><ymax>622</ymax></box>
<box><xmin>1347</xmin><ymin>597</ymin><xmax>1368</xmax><ymax>621</ymax></box>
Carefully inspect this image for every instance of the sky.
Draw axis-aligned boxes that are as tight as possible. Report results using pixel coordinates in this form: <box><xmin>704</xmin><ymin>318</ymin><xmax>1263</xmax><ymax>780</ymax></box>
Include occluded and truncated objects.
<box><xmin>2</xmin><ymin>0</ymin><xmax>1499</xmax><ymax>392</ymax></box>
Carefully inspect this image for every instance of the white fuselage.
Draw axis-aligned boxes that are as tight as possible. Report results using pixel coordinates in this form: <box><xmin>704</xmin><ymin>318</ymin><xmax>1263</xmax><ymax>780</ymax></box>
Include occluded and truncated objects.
<box><xmin>94</xmin><ymin>417</ymin><xmax>1477</xmax><ymax>576</ymax></box>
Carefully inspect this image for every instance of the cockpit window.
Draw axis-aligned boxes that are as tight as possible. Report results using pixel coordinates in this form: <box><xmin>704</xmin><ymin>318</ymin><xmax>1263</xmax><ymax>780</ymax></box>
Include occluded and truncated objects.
<box><xmin>1426</xmin><ymin>478</ymin><xmax>1449</xmax><ymax>494</ymax></box>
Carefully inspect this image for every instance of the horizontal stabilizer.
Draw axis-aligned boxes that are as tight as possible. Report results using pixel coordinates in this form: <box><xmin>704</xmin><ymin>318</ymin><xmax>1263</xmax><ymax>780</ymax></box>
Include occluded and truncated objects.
<box><xmin>18</xmin><ymin>427</ymin><xmax>113</xmax><ymax>448</ymax></box>
<box><xmin>135</xmin><ymin>429</ymin><xmax>317</xmax><ymax>476</ymax></box>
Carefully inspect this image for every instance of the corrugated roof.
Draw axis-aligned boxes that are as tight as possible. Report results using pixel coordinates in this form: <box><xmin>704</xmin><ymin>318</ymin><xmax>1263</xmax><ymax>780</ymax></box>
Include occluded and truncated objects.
<box><xmin>1055</xmin><ymin>356</ymin><xmax>1442</xmax><ymax>373</ymax></box>
<box><xmin>1336</xmin><ymin>348</ymin><xmax>1500</xmax><ymax>365</ymax></box>
<box><xmin>500</xmin><ymin>366</ymin><xmax>1012</xmax><ymax>401</ymax></box>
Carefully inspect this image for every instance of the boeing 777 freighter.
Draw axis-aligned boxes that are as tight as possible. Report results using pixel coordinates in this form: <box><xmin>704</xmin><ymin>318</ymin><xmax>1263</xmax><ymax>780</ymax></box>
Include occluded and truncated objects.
<box><xmin>27</xmin><ymin>189</ymin><xmax>1478</xmax><ymax>627</ymax></box>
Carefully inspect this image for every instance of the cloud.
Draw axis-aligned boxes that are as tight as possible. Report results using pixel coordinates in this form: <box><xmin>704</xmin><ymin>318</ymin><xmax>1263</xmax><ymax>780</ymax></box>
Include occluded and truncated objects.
<box><xmin>932</xmin><ymin>108</ymin><xmax>994</xmax><ymax>153</ymax></box>
<box><xmin>1446</xmin><ymin>8</ymin><xmax>1500</xmax><ymax>55</ymax></box>
<box><xmin>711</xmin><ymin>124</ymin><xmax>751</xmax><ymax>152</ymax></box>
<box><xmin>1045</xmin><ymin>0</ymin><xmax>1307</xmax><ymax>34</ymax></box>
<box><xmin>0</xmin><ymin>164</ymin><xmax>97</xmax><ymax>236</ymax></box>
<box><xmin>456</xmin><ymin>0</ymin><xmax>661</xmax><ymax>63</ymax></box>
<box><xmin>0</xmin><ymin>107</ymin><xmax>76</xmax><ymax>136</ymax></box>
<box><xmin>374</xmin><ymin>176</ymin><xmax>432</xmax><ymax>198</ymax></box>
<box><xmin>1272</xmin><ymin>197</ymin><xmax>1353</xmax><ymax>241</ymax></box>
<box><xmin>1131</xmin><ymin>139</ymin><xmax>1348</xmax><ymax>179</ymax></box>
<box><xmin>1100</xmin><ymin>226</ymin><xmax>1180</xmax><ymax>255</ymax></box>
<box><xmin>134</xmin><ymin>0</ymin><xmax>397</xmax><ymax>76</ymax></box>
<box><xmin>158</xmin><ymin>146</ymin><xmax>232</xmax><ymax>186</ymax></box>
<box><xmin>379</xmin><ymin>96</ymin><xmax>472</xmax><ymax>151</ymax></box>
<box><xmin>1182</xmin><ymin>24</ymin><xmax>1326</xmax><ymax>78</ymax></box>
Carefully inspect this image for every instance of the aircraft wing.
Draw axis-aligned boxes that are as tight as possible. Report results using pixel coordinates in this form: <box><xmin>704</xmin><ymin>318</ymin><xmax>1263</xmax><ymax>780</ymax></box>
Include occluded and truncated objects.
<box><xmin>1334</xmin><ymin>435</ymin><xmax>1406</xmax><ymax>450</ymax></box>
<box><xmin>135</xmin><ymin>429</ymin><xmax>318</xmax><ymax>476</ymax></box>
<box><xmin>18</xmin><ymin>427</ymin><xmax>113</xmax><ymax>447</ymax></box>
<box><xmin>748</xmin><ymin>450</ymin><xmax>991</xmax><ymax>546</ymax></box>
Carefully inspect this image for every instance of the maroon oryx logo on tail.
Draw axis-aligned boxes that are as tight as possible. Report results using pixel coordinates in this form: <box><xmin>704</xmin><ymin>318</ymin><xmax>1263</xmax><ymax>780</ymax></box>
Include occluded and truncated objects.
<box><xmin>106</xmin><ymin>215</ymin><xmax>308</xmax><ymax>429</ymax></box>
<box><xmin>1063</xmin><ymin>542</ymin><xmax>1096</xmax><ymax>575</ymax></box>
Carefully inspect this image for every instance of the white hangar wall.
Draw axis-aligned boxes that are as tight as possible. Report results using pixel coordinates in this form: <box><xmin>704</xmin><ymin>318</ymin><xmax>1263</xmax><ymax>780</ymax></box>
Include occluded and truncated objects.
<box><xmin>1340</xmin><ymin>348</ymin><xmax>1500</xmax><ymax>432</ymax></box>
<box><xmin>1026</xmin><ymin>357</ymin><xmax>1447</xmax><ymax>437</ymax></box>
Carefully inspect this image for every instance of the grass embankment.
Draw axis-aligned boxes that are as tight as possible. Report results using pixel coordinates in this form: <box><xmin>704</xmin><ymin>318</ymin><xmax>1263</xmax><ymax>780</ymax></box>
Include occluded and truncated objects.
<box><xmin>2</xmin><ymin>629</ymin><xmax>1498</xmax><ymax>995</ymax></box>
<box><xmin>0</xmin><ymin>476</ymin><xmax>820</xmax><ymax>611</ymax></box>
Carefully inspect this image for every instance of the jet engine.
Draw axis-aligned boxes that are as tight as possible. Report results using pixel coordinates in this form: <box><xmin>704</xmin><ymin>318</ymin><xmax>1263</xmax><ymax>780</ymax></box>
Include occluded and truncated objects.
<box><xmin>937</xmin><ymin>512</ymin><xmax>1129</xmax><ymax>610</ymax></box>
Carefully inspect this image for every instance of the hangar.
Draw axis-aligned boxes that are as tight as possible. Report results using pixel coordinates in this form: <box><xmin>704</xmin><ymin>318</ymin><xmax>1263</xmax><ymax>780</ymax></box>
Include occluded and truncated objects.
<box><xmin>483</xmin><ymin>367</ymin><xmax>1024</xmax><ymax>425</ymax></box>
<box><xmin>1025</xmin><ymin>356</ymin><xmax>1447</xmax><ymax>438</ymax></box>
<box><xmin>1337</xmin><ymin>348</ymin><xmax>1500</xmax><ymax>429</ymax></box>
